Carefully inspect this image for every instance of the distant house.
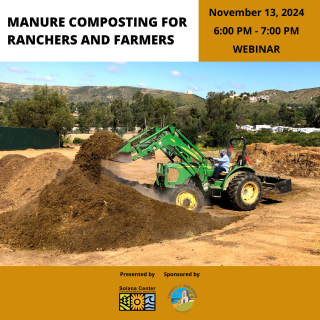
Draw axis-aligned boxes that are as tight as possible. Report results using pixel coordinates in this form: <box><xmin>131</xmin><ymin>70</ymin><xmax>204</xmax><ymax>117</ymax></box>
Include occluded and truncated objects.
<box><xmin>249</xmin><ymin>95</ymin><xmax>270</xmax><ymax>102</ymax></box>
<box><xmin>230</xmin><ymin>94</ymin><xmax>239</xmax><ymax>99</ymax></box>
<box><xmin>258</xmin><ymin>95</ymin><xmax>270</xmax><ymax>102</ymax></box>
<box><xmin>72</xmin><ymin>109</ymin><xmax>79</xmax><ymax>117</ymax></box>
<box><xmin>249</xmin><ymin>96</ymin><xmax>257</xmax><ymax>102</ymax></box>
<box><xmin>187</xmin><ymin>91</ymin><xmax>193</xmax><ymax>95</ymax></box>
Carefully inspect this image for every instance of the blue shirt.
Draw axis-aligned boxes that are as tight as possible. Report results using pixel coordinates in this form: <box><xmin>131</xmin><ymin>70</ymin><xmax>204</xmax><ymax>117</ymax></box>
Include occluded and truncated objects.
<box><xmin>212</xmin><ymin>154</ymin><xmax>230</xmax><ymax>172</ymax></box>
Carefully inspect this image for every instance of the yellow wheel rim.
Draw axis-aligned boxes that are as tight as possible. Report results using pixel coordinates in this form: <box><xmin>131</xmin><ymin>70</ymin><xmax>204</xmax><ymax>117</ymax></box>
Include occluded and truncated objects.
<box><xmin>176</xmin><ymin>192</ymin><xmax>198</xmax><ymax>210</ymax></box>
<box><xmin>241</xmin><ymin>182</ymin><xmax>259</xmax><ymax>204</ymax></box>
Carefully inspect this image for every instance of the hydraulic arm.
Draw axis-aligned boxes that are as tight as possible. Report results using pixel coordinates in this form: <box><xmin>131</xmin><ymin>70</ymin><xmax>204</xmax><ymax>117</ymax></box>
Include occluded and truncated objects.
<box><xmin>113</xmin><ymin>126</ymin><xmax>207</xmax><ymax>172</ymax></box>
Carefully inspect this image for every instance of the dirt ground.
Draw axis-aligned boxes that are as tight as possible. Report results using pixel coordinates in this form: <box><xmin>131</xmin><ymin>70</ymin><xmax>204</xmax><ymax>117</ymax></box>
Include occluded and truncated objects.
<box><xmin>0</xmin><ymin>149</ymin><xmax>320</xmax><ymax>266</ymax></box>
<box><xmin>0</xmin><ymin>146</ymin><xmax>80</xmax><ymax>160</ymax></box>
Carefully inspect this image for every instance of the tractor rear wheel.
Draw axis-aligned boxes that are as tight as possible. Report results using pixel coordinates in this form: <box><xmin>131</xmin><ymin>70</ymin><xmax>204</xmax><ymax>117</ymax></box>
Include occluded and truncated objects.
<box><xmin>227</xmin><ymin>172</ymin><xmax>262</xmax><ymax>211</ymax></box>
<box><xmin>170</xmin><ymin>184</ymin><xmax>204</xmax><ymax>212</ymax></box>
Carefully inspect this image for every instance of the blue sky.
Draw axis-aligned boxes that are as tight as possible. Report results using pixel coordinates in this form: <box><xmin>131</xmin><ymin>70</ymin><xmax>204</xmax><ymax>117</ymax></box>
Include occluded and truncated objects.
<box><xmin>0</xmin><ymin>62</ymin><xmax>319</xmax><ymax>99</ymax></box>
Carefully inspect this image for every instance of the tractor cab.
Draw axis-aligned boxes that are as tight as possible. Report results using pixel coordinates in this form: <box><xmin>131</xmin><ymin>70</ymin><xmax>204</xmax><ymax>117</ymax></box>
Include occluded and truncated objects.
<box><xmin>208</xmin><ymin>138</ymin><xmax>253</xmax><ymax>181</ymax></box>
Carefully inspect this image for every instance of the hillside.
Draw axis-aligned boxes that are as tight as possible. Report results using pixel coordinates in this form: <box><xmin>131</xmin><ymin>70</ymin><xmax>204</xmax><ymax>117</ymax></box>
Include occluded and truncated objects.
<box><xmin>0</xmin><ymin>82</ymin><xmax>205</xmax><ymax>108</ymax></box>
<box><xmin>257</xmin><ymin>87</ymin><xmax>320</xmax><ymax>105</ymax></box>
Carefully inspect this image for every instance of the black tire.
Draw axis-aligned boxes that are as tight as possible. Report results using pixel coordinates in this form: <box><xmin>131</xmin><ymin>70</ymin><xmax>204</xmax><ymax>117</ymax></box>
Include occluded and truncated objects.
<box><xmin>227</xmin><ymin>172</ymin><xmax>262</xmax><ymax>211</ymax></box>
<box><xmin>170</xmin><ymin>184</ymin><xmax>204</xmax><ymax>212</ymax></box>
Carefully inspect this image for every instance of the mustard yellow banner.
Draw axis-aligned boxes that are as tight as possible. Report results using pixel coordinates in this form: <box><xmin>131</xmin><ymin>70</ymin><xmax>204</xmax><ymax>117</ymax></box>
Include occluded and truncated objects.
<box><xmin>199</xmin><ymin>0</ymin><xmax>317</xmax><ymax>61</ymax></box>
<box><xmin>1</xmin><ymin>266</ymin><xmax>319</xmax><ymax>319</ymax></box>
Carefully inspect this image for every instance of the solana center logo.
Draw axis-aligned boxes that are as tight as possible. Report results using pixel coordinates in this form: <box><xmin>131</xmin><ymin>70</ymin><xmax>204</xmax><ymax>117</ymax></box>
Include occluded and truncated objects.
<box><xmin>119</xmin><ymin>288</ymin><xmax>156</xmax><ymax>311</ymax></box>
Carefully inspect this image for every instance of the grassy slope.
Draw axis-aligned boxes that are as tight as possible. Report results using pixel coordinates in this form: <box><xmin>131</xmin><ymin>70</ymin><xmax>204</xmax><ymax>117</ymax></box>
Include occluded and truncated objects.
<box><xmin>0</xmin><ymin>82</ymin><xmax>205</xmax><ymax>108</ymax></box>
<box><xmin>257</xmin><ymin>87</ymin><xmax>320</xmax><ymax>105</ymax></box>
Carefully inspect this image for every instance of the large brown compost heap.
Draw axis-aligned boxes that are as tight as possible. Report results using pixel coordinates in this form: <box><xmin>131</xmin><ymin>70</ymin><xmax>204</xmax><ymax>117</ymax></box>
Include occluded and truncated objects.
<box><xmin>238</xmin><ymin>143</ymin><xmax>320</xmax><ymax>178</ymax></box>
<box><xmin>0</xmin><ymin>153</ymin><xmax>72</xmax><ymax>212</ymax></box>
<box><xmin>0</xmin><ymin>131</ymin><xmax>216</xmax><ymax>253</ymax></box>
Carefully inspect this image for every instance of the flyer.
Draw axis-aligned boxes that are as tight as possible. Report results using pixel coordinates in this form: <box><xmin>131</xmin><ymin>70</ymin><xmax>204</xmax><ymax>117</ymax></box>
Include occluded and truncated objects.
<box><xmin>1</xmin><ymin>1</ymin><xmax>319</xmax><ymax>318</ymax></box>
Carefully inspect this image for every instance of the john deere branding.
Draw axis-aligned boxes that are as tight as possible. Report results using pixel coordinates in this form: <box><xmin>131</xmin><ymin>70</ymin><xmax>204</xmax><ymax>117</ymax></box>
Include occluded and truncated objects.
<box><xmin>168</xmin><ymin>285</ymin><xmax>197</xmax><ymax>313</ymax></box>
<box><xmin>119</xmin><ymin>286</ymin><xmax>156</xmax><ymax>311</ymax></box>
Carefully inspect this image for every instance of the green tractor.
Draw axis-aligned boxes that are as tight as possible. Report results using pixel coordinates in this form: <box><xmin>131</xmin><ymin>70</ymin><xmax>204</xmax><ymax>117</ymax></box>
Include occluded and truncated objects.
<box><xmin>112</xmin><ymin>125</ymin><xmax>292</xmax><ymax>212</ymax></box>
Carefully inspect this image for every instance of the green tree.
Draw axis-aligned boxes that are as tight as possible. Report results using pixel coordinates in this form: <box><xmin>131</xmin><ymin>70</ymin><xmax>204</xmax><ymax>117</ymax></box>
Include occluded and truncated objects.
<box><xmin>153</xmin><ymin>97</ymin><xmax>173</xmax><ymax>128</ymax></box>
<box><xmin>131</xmin><ymin>91</ymin><xmax>154</xmax><ymax>129</ymax></box>
<box><xmin>190</xmin><ymin>107</ymin><xmax>200</xmax><ymax>119</ymax></box>
<box><xmin>304</xmin><ymin>105</ymin><xmax>318</xmax><ymax>127</ymax></box>
<box><xmin>180</xmin><ymin>125</ymin><xmax>199</xmax><ymax>145</ymax></box>
<box><xmin>206</xmin><ymin>120</ymin><xmax>236</xmax><ymax>147</ymax></box>
<box><xmin>9</xmin><ymin>85</ymin><xmax>74</xmax><ymax>134</ymax></box>
<box><xmin>110</xmin><ymin>99</ymin><xmax>133</xmax><ymax>131</ymax></box>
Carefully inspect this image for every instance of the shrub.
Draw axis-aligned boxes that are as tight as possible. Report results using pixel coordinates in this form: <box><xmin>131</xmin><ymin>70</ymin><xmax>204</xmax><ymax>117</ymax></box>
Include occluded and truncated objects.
<box><xmin>61</xmin><ymin>136</ymin><xmax>72</xmax><ymax>147</ymax></box>
<box><xmin>116</xmin><ymin>127</ymin><xmax>125</xmax><ymax>138</ymax></box>
<box><xmin>73</xmin><ymin>137</ymin><xmax>85</xmax><ymax>145</ymax></box>
<box><xmin>234</xmin><ymin>130</ymin><xmax>320</xmax><ymax>147</ymax></box>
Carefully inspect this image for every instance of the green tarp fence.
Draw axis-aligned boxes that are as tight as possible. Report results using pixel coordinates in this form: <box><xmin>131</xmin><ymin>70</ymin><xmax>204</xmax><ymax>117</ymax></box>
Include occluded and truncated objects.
<box><xmin>0</xmin><ymin>127</ymin><xmax>59</xmax><ymax>151</ymax></box>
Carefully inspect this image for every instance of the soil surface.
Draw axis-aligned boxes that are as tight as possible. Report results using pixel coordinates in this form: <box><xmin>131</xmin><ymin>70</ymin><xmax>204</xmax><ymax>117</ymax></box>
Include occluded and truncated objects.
<box><xmin>0</xmin><ymin>145</ymin><xmax>320</xmax><ymax>265</ymax></box>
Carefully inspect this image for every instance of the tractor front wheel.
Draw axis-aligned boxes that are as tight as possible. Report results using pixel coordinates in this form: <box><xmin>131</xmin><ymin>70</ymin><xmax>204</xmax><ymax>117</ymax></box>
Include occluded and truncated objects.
<box><xmin>170</xmin><ymin>184</ymin><xmax>204</xmax><ymax>212</ymax></box>
<box><xmin>227</xmin><ymin>172</ymin><xmax>262</xmax><ymax>211</ymax></box>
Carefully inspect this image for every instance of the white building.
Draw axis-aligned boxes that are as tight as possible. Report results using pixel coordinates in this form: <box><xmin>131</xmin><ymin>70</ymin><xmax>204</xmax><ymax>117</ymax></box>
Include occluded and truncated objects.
<box><xmin>256</xmin><ymin>125</ymin><xmax>271</xmax><ymax>131</ymax></box>
<box><xmin>299</xmin><ymin>128</ymin><xmax>316</xmax><ymax>134</ymax></box>
<box><xmin>249</xmin><ymin>96</ymin><xmax>257</xmax><ymax>102</ymax></box>
<box><xmin>187</xmin><ymin>91</ymin><xmax>193</xmax><ymax>95</ymax></box>
<box><xmin>257</xmin><ymin>95</ymin><xmax>270</xmax><ymax>102</ymax></box>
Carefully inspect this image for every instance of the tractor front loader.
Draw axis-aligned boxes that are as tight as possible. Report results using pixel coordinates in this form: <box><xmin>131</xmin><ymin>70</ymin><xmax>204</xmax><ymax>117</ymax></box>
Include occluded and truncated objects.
<box><xmin>109</xmin><ymin>126</ymin><xmax>292</xmax><ymax>212</ymax></box>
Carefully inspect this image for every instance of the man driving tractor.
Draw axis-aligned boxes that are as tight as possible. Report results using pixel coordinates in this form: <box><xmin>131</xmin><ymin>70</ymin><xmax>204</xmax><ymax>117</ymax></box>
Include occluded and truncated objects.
<box><xmin>212</xmin><ymin>149</ymin><xmax>230</xmax><ymax>179</ymax></box>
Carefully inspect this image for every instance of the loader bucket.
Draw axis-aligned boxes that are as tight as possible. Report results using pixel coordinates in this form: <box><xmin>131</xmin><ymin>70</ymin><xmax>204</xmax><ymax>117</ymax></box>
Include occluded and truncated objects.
<box><xmin>112</xmin><ymin>141</ymin><xmax>133</xmax><ymax>163</ymax></box>
<box><xmin>257</xmin><ymin>173</ymin><xmax>292</xmax><ymax>194</ymax></box>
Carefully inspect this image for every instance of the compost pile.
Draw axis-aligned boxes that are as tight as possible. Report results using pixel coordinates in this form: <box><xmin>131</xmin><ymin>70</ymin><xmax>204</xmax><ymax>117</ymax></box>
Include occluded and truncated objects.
<box><xmin>239</xmin><ymin>143</ymin><xmax>320</xmax><ymax>178</ymax></box>
<box><xmin>0</xmin><ymin>131</ymin><xmax>216</xmax><ymax>253</ymax></box>
<box><xmin>0</xmin><ymin>153</ymin><xmax>72</xmax><ymax>212</ymax></box>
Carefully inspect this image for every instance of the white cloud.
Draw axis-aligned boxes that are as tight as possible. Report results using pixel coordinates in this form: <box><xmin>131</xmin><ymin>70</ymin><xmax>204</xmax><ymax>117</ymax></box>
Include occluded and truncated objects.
<box><xmin>137</xmin><ymin>82</ymin><xmax>148</xmax><ymax>88</ymax></box>
<box><xmin>80</xmin><ymin>77</ymin><xmax>92</xmax><ymax>81</ymax></box>
<box><xmin>8</xmin><ymin>67</ymin><xmax>30</xmax><ymax>74</ymax></box>
<box><xmin>107</xmin><ymin>65</ymin><xmax>122</xmax><ymax>73</ymax></box>
<box><xmin>171</xmin><ymin>70</ymin><xmax>180</xmax><ymax>77</ymax></box>
<box><xmin>187</xmin><ymin>86</ymin><xmax>202</xmax><ymax>91</ymax></box>
<box><xmin>26</xmin><ymin>76</ymin><xmax>53</xmax><ymax>82</ymax></box>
